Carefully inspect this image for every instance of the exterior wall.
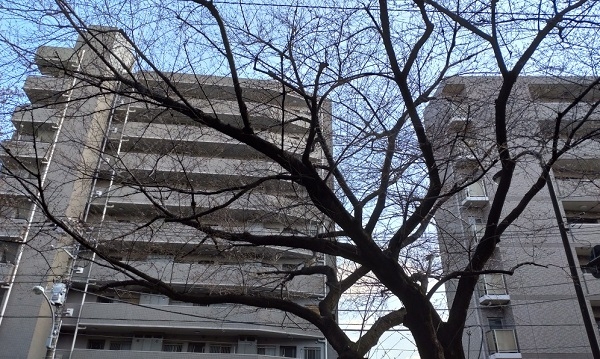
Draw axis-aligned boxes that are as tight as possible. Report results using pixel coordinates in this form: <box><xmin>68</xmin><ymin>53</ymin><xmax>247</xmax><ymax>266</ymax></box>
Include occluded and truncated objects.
<box><xmin>429</xmin><ymin>77</ymin><xmax>600</xmax><ymax>359</ymax></box>
<box><xmin>0</xmin><ymin>27</ymin><xmax>333</xmax><ymax>359</ymax></box>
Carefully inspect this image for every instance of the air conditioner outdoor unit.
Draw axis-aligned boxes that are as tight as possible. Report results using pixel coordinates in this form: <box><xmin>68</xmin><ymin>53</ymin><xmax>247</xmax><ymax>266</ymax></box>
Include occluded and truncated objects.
<box><xmin>63</xmin><ymin>308</ymin><xmax>74</xmax><ymax>317</ymax></box>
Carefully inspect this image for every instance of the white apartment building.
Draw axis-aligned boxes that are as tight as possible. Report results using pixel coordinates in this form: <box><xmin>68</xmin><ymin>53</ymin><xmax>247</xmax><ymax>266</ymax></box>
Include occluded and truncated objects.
<box><xmin>0</xmin><ymin>27</ymin><xmax>333</xmax><ymax>359</ymax></box>
<box><xmin>428</xmin><ymin>76</ymin><xmax>600</xmax><ymax>359</ymax></box>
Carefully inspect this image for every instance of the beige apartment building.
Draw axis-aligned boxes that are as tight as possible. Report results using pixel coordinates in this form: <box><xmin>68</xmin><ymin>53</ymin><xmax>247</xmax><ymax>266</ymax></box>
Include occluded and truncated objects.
<box><xmin>428</xmin><ymin>77</ymin><xmax>600</xmax><ymax>359</ymax></box>
<box><xmin>0</xmin><ymin>28</ymin><xmax>333</xmax><ymax>359</ymax></box>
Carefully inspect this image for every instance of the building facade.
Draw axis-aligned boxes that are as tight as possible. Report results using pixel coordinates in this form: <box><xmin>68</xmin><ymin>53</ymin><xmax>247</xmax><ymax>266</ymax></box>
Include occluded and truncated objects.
<box><xmin>0</xmin><ymin>28</ymin><xmax>333</xmax><ymax>359</ymax></box>
<box><xmin>428</xmin><ymin>77</ymin><xmax>600</xmax><ymax>359</ymax></box>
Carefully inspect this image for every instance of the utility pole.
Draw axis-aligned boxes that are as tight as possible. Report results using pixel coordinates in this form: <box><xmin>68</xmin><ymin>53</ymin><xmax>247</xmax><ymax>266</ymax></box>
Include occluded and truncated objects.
<box><xmin>545</xmin><ymin>173</ymin><xmax>600</xmax><ymax>359</ymax></box>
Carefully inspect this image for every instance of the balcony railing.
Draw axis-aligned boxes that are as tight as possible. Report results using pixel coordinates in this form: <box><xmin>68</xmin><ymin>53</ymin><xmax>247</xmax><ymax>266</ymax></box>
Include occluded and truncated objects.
<box><xmin>56</xmin><ymin>348</ymin><xmax>293</xmax><ymax>359</ymax></box>
<box><xmin>89</xmin><ymin>186</ymin><xmax>319</xmax><ymax>223</ymax></box>
<box><xmin>35</xmin><ymin>46</ymin><xmax>78</xmax><ymax>76</ymax></box>
<box><xmin>108</xmin><ymin>122</ymin><xmax>321</xmax><ymax>159</ymax></box>
<box><xmin>0</xmin><ymin>140</ymin><xmax>51</xmax><ymax>164</ymax></box>
<box><xmin>0</xmin><ymin>219</ymin><xmax>26</xmax><ymax>240</ymax></box>
<box><xmin>116</xmin><ymin>98</ymin><xmax>311</xmax><ymax>134</ymax></box>
<box><xmin>486</xmin><ymin>329</ymin><xmax>521</xmax><ymax>358</ymax></box>
<box><xmin>479</xmin><ymin>274</ymin><xmax>510</xmax><ymax>305</ymax></box>
<box><xmin>11</xmin><ymin>106</ymin><xmax>62</xmax><ymax>132</ymax></box>
<box><xmin>73</xmin><ymin>260</ymin><xmax>325</xmax><ymax>296</ymax></box>
<box><xmin>60</xmin><ymin>302</ymin><xmax>321</xmax><ymax>337</ymax></box>
<box><xmin>461</xmin><ymin>182</ymin><xmax>489</xmax><ymax>207</ymax></box>
<box><xmin>98</xmin><ymin>153</ymin><xmax>282</xmax><ymax>186</ymax></box>
<box><xmin>0</xmin><ymin>262</ymin><xmax>15</xmax><ymax>285</ymax></box>
<box><xmin>23</xmin><ymin>76</ymin><xmax>69</xmax><ymax>105</ymax></box>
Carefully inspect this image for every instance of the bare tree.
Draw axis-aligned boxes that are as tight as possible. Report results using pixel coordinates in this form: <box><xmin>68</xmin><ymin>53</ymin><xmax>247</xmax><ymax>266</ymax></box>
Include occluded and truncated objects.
<box><xmin>1</xmin><ymin>0</ymin><xmax>600</xmax><ymax>358</ymax></box>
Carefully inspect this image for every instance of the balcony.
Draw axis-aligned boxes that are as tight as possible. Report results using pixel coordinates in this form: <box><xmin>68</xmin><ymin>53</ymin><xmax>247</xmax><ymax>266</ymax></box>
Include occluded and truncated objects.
<box><xmin>89</xmin><ymin>186</ymin><xmax>318</xmax><ymax>223</ymax></box>
<box><xmin>0</xmin><ymin>263</ymin><xmax>15</xmax><ymax>285</ymax></box>
<box><xmin>132</xmin><ymin>73</ymin><xmax>306</xmax><ymax>108</ymax></box>
<box><xmin>89</xmin><ymin>222</ymin><xmax>317</xmax><ymax>258</ymax></box>
<box><xmin>447</xmin><ymin>116</ymin><xmax>468</xmax><ymax>132</ymax></box>
<box><xmin>479</xmin><ymin>274</ymin><xmax>510</xmax><ymax>305</ymax></box>
<box><xmin>23</xmin><ymin>76</ymin><xmax>70</xmax><ymax>105</ymax></box>
<box><xmin>57</xmin><ymin>349</ymin><xmax>286</xmax><ymax>359</ymax></box>
<box><xmin>11</xmin><ymin>106</ymin><xmax>61</xmax><ymax>132</ymax></box>
<box><xmin>568</xmin><ymin>218</ymin><xmax>600</xmax><ymax>246</ymax></box>
<box><xmin>0</xmin><ymin>140</ymin><xmax>51</xmax><ymax>165</ymax></box>
<box><xmin>61</xmin><ymin>302</ymin><xmax>321</xmax><ymax>337</ymax></box>
<box><xmin>108</xmin><ymin>122</ymin><xmax>318</xmax><ymax>159</ymax></box>
<box><xmin>35</xmin><ymin>46</ymin><xmax>78</xmax><ymax>76</ymax></box>
<box><xmin>79</xmin><ymin>259</ymin><xmax>325</xmax><ymax>296</ymax></box>
<box><xmin>116</xmin><ymin>99</ymin><xmax>310</xmax><ymax>134</ymax></box>
<box><xmin>556</xmin><ymin>178</ymin><xmax>600</xmax><ymax>201</ymax></box>
<box><xmin>461</xmin><ymin>182</ymin><xmax>489</xmax><ymax>207</ymax></box>
<box><xmin>75</xmin><ymin>260</ymin><xmax>324</xmax><ymax>296</ymax></box>
<box><xmin>486</xmin><ymin>329</ymin><xmax>521</xmax><ymax>359</ymax></box>
<box><xmin>551</xmin><ymin>139</ymin><xmax>600</xmax><ymax>170</ymax></box>
<box><xmin>0</xmin><ymin>176</ymin><xmax>36</xmax><ymax>199</ymax></box>
<box><xmin>0</xmin><ymin>219</ymin><xmax>27</xmax><ymax>240</ymax></box>
<box><xmin>99</xmin><ymin>153</ymin><xmax>284</xmax><ymax>187</ymax></box>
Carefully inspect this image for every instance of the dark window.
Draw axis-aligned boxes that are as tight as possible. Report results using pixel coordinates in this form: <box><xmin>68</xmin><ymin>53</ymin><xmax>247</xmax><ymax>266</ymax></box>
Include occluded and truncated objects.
<box><xmin>87</xmin><ymin>339</ymin><xmax>105</xmax><ymax>350</ymax></box>
<box><xmin>97</xmin><ymin>296</ymin><xmax>114</xmax><ymax>303</ymax></box>
<box><xmin>567</xmin><ymin>216</ymin><xmax>600</xmax><ymax>224</ymax></box>
<box><xmin>304</xmin><ymin>347</ymin><xmax>322</xmax><ymax>359</ymax></box>
<box><xmin>280</xmin><ymin>346</ymin><xmax>297</xmax><ymax>357</ymax></box>
<box><xmin>109</xmin><ymin>340</ymin><xmax>131</xmax><ymax>350</ymax></box>
<box><xmin>488</xmin><ymin>317</ymin><xmax>504</xmax><ymax>330</ymax></box>
<box><xmin>187</xmin><ymin>342</ymin><xmax>205</xmax><ymax>353</ymax></box>
<box><xmin>209</xmin><ymin>344</ymin><xmax>233</xmax><ymax>353</ymax></box>
<box><xmin>162</xmin><ymin>342</ymin><xmax>183</xmax><ymax>352</ymax></box>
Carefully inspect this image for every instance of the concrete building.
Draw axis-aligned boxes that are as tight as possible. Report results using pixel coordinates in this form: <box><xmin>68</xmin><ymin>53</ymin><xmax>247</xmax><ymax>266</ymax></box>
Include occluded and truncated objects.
<box><xmin>427</xmin><ymin>77</ymin><xmax>600</xmax><ymax>359</ymax></box>
<box><xmin>0</xmin><ymin>28</ymin><xmax>333</xmax><ymax>358</ymax></box>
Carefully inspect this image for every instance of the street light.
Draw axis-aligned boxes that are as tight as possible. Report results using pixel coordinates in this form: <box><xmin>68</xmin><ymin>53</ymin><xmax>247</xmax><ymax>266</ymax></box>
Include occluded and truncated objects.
<box><xmin>32</xmin><ymin>285</ymin><xmax>56</xmax><ymax>359</ymax></box>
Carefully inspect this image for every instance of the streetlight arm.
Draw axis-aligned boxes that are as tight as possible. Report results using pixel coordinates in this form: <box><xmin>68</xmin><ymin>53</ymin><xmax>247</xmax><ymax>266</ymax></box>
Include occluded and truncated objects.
<box><xmin>32</xmin><ymin>286</ymin><xmax>56</xmax><ymax>350</ymax></box>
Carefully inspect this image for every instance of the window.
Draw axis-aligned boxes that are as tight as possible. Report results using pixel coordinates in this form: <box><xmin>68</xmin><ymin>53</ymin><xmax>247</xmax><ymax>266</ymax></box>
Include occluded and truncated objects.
<box><xmin>108</xmin><ymin>340</ymin><xmax>132</xmax><ymax>350</ymax></box>
<box><xmin>87</xmin><ymin>339</ymin><xmax>105</xmax><ymax>350</ymax></box>
<box><xmin>488</xmin><ymin>317</ymin><xmax>504</xmax><ymax>330</ymax></box>
<box><xmin>257</xmin><ymin>345</ymin><xmax>276</xmax><ymax>355</ymax></box>
<box><xmin>280</xmin><ymin>346</ymin><xmax>297</xmax><ymax>357</ymax></box>
<box><xmin>97</xmin><ymin>296</ymin><xmax>114</xmax><ymax>303</ymax></box>
<box><xmin>466</xmin><ymin>181</ymin><xmax>486</xmax><ymax>197</ymax></box>
<box><xmin>187</xmin><ymin>342</ymin><xmax>205</xmax><ymax>353</ymax></box>
<box><xmin>162</xmin><ymin>342</ymin><xmax>183</xmax><ymax>352</ymax></box>
<box><xmin>209</xmin><ymin>344</ymin><xmax>234</xmax><ymax>353</ymax></box>
<box><xmin>304</xmin><ymin>347</ymin><xmax>322</xmax><ymax>359</ymax></box>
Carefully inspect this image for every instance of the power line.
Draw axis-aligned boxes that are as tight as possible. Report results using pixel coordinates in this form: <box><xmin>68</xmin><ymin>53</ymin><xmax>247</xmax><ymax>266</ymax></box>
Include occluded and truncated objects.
<box><xmin>209</xmin><ymin>0</ymin><xmax>600</xmax><ymax>18</ymax></box>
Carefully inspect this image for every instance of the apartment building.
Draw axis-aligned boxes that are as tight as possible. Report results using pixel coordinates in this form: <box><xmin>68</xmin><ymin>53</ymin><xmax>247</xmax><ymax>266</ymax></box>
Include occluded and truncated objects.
<box><xmin>427</xmin><ymin>77</ymin><xmax>600</xmax><ymax>359</ymax></box>
<box><xmin>0</xmin><ymin>28</ymin><xmax>333</xmax><ymax>359</ymax></box>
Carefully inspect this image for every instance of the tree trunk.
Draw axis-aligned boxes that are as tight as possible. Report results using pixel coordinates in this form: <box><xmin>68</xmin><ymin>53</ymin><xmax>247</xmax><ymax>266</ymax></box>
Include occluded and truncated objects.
<box><xmin>439</xmin><ymin>326</ymin><xmax>467</xmax><ymax>359</ymax></box>
<box><xmin>404</xmin><ymin>309</ymin><xmax>447</xmax><ymax>359</ymax></box>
